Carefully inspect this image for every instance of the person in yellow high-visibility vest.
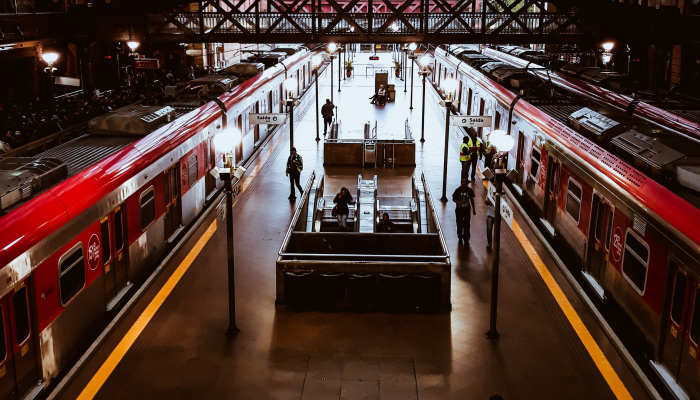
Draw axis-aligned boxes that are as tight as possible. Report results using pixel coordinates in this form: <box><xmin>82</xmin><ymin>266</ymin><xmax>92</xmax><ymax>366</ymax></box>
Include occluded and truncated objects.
<box><xmin>459</xmin><ymin>129</ymin><xmax>483</xmax><ymax>182</ymax></box>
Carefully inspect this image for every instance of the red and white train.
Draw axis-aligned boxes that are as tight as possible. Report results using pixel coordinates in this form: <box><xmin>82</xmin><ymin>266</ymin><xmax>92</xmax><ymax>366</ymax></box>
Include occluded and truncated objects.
<box><xmin>434</xmin><ymin>46</ymin><xmax>700</xmax><ymax>399</ymax></box>
<box><xmin>0</xmin><ymin>47</ymin><xmax>320</xmax><ymax>399</ymax></box>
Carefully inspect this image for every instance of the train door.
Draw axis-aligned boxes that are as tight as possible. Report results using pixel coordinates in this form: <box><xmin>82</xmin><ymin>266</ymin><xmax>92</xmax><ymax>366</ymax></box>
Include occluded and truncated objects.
<box><xmin>457</xmin><ymin>81</ymin><xmax>463</xmax><ymax>113</ymax></box>
<box><xmin>164</xmin><ymin>164</ymin><xmax>182</xmax><ymax>240</ymax></box>
<box><xmin>0</xmin><ymin>284</ymin><xmax>40</xmax><ymax>399</ymax></box>
<box><xmin>235</xmin><ymin>115</ymin><xmax>243</xmax><ymax>163</ymax></box>
<box><xmin>543</xmin><ymin>158</ymin><xmax>560</xmax><ymax>225</ymax></box>
<box><xmin>477</xmin><ymin>98</ymin><xmax>485</xmax><ymax>138</ymax></box>
<box><xmin>661</xmin><ymin>262</ymin><xmax>700</xmax><ymax>397</ymax></box>
<box><xmin>254</xmin><ymin>102</ymin><xmax>260</xmax><ymax>144</ymax></box>
<box><xmin>586</xmin><ymin>194</ymin><xmax>612</xmax><ymax>283</ymax></box>
<box><xmin>104</xmin><ymin>205</ymin><xmax>129</xmax><ymax>307</ymax></box>
<box><xmin>279</xmin><ymin>83</ymin><xmax>284</xmax><ymax>113</ymax></box>
<box><xmin>515</xmin><ymin>131</ymin><xmax>525</xmax><ymax>186</ymax></box>
<box><xmin>466</xmin><ymin>88</ymin><xmax>472</xmax><ymax>114</ymax></box>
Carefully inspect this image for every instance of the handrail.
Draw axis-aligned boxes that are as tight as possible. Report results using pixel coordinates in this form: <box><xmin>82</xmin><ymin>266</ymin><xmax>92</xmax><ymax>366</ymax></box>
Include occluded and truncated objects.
<box><xmin>277</xmin><ymin>170</ymin><xmax>316</xmax><ymax>257</ymax></box>
<box><xmin>421</xmin><ymin>172</ymin><xmax>449</xmax><ymax>257</ymax></box>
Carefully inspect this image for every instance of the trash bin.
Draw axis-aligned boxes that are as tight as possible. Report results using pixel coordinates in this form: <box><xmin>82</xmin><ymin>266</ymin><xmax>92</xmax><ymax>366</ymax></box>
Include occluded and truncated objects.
<box><xmin>284</xmin><ymin>270</ymin><xmax>314</xmax><ymax>311</ymax></box>
<box><xmin>317</xmin><ymin>272</ymin><xmax>345</xmax><ymax>311</ymax></box>
<box><xmin>411</xmin><ymin>274</ymin><xmax>441</xmax><ymax>312</ymax></box>
<box><xmin>378</xmin><ymin>273</ymin><xmax>411</xmax><ymax>312</ymax></box>
<box><xmin>347</xmin><ymin>273</ymin><xmax>376</xmax><ymax>311</ymax></box>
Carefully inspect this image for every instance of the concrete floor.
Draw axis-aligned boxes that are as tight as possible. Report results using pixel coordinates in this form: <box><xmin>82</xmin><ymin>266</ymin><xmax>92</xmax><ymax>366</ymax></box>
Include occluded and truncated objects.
<box><xmin>57</xmin><ymin>52</ymin><xmax>653</xmax><ymax>400</ymax></box>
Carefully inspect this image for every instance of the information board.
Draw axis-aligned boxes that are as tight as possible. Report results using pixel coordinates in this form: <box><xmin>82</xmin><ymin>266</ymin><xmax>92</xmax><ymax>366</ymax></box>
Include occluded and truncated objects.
<box><xmin>249</xmin><ymin>113</ymin><xmax>287</xmax><ymax>125</ymax></box>
<box><xmin>451</xmin><ymin>115</ymin><xmax>493</xmax><ymax>128</ymax></box>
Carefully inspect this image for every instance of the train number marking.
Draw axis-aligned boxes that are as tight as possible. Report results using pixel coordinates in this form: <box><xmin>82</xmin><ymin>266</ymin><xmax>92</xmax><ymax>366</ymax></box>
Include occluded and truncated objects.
<box><xmin>88</xmin><ymin>234</ymin><xmax>101</xmax><ymax>270</ymax></box>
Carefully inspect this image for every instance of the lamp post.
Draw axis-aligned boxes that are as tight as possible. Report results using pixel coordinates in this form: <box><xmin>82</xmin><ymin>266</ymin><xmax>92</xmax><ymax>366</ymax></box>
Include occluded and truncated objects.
<box><xmin>337</xmin><ymin>44</ymin><xmax>342</xmax><ymax>92</ymax></box>
<box><xmin>403</xmin><ymin>46</ymin><xmax>408</xmax><ymax>93</ymax></box>
<box><xmin>440</xmin><ymin>78</ymin><xmax>458</xmax><ymax>202</ymax></box>
<box><xmin>418</xmin><ymin>57</ymin><xmax>431</xmax><ymax>143</ymax></box>
<box><xmin>408</xmin><ymin>42</ymin><xmax>417</xmax><ymax>110</ymax></box>
<box><xmin>41</xmin><ymin>51</ymin><xmax>59</xmax><ymax>107</ymax></box>
<box><xmin>328</xmin><ymin>42</ymin><xmax>337</xmax><ymax>103</ymax></box>
<box><xmin>484</xmin><ymin>130</ymin><xmax>514</xmax><ymax>340</ymax></box>
<box><xmin>312</xmin><ymin>55</ymin><xmax>323</xmax><ymax>142</ymax></box>
<box><xmin>284</xmin><ymin>78</ymin><xmax>299</xmax><ymax>152</ymax></box>
<box><xmin>213</xmin><ymin>131</ymin><xmax>246</xmax><ymax>335</ymax></box>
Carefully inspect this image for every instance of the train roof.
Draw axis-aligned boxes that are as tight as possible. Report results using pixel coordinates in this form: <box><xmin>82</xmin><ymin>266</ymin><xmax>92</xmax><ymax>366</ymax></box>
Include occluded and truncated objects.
<box><xmin>436</xmin><ymin>46</ymin><xmax>700</xmax><ymax>254</ymax></box>
<box><xmin>482</xmin><ymin>47</ymin><xmax>700</xmax><ymax>143</ymax></box>
<box><xmin>0</xmin><ymin>49</ymin><xmax>315</xmax><ymax>281</ymax></box>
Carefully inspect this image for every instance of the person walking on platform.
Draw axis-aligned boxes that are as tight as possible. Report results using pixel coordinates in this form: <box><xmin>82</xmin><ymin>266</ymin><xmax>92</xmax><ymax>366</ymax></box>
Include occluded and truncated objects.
<box><xmin>452</xmin><ymin>179</ymin><xmax>476</xmax><ymax>243</ymax></box>
<box><xmin>333</xmin><ymin>187</ymin><xmax>354</xmax><ymax>231</ymax></box>
<box><xmin>286</xmin><ymin>147</ymin><xmax>304</xmax><ymax>200</ymax></box>
<box><xmin>483</xmin><ymin>137</ymin><xmax>496</xmax><ymax>179</ymax></box>
<box><xmin>321</xmin><ymin>99</ymin><xmax>334</xmax><ymax>136</ymax></box>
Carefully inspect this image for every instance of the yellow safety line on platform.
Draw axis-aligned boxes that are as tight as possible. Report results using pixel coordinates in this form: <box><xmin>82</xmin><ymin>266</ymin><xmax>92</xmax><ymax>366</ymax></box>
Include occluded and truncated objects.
<box><xmin>480</xmin><ymin>177</ymin><xmax>632</xmax><ymax>400</ymax></box>
<box><xmin>77</xmin><ymin>219</ymin><xmax>217</xmax><ymax>400</ymax></box>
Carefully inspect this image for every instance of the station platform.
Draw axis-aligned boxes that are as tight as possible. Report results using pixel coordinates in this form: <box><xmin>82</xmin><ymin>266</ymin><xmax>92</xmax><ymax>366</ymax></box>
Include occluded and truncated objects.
<box><xmin>53</xmin><ymin>52</ymin><xmax>653</xmax><ymax>400</ymax></box>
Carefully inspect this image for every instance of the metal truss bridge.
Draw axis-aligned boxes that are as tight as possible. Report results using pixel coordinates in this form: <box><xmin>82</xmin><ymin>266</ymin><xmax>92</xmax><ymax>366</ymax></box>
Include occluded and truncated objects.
<box><xmin>147</xmin><ymin>0</ymin><xmax>584</xmax><ymax>44</ymax></box>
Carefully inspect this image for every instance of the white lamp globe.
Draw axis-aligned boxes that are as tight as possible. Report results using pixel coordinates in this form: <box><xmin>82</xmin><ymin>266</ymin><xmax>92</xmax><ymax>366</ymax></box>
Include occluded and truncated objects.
<box><xmin>312</xmin><ymin>54</ymin><xmax>323</xmax><ymax>68</ymax></box>
<box><xmin>408</xmin><ymin>42</ymin><xmax>417</xmax><ymax>52</ymax></box>
<box><xmin>490</xmin><ymin>130</ymin><xmax>514</xmax><ymax>153</ymax></box>
<box><xmin>601</xmin><ymin>41</ymin><xmax>615</xmax><ymax>52</ymax></box>
<box><xmin>213</xmin><ymin>127</ymin><xmax>241</xmax><ymax>154</ymax></box>
<box><xmin>41</xmin><ymin>52</ymin><xmax>59</xmax><ymax>66</ymax></box>
<box><xmin>442</xmin><ymin>78</ymin><xmax>458</xmax><ymax>101</ymax></box>
<box><xmin>284</xmin><ymin>78</ymin><xmax>298</xmax><ymax>98</ymax></box>
<box><xmin>127</xmin><ymin>41</ymin><xmax>141</xmax><ymax>51</ymax></box>
<box><xmin>328</xmin><ymin>42</ymin><xmax>337</xmax><ymax>53</ymax></box>
<box><xmin>419</xmin><ymin>55</ymin><xmax>431</xmax><ymax>66</ymax></box>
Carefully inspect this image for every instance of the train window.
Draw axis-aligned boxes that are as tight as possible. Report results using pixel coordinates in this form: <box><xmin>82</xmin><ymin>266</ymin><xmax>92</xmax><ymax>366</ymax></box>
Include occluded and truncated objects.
<box><xmin>59</xmin><ymin>244</ymin><xmax>86</xmax><ymax>305</ymax></box>
<box><xmin>670</xmin><ymin>270</ymin><xmax>687</xmax><ymax>326</ymax></box>
<box><xmin>13</xmin><ymin>286</ymin><xmax>30</xmax><ymax>344</ymax></box>
<box><xmin>621</xmin><ymin>229</ymin><xmax>649</xmax><ymax>294</ymax></box>
<box><xmin>100</xmin><ymin>219</ymin><xmax>111</xmax><ymax>264</ymax></box>
<box><xmin>114</xmin><ymin>208</ymin><xmax>124</xmax><ymax>252</ymax></box>
<box><xmin>565</xmin><ymin>178</ymin><xmax>582</xmax><ymax>222</ymax></box>
<box><xmin>530</xmin><ymin>147</ymin><xmax>541</xmax><ymax>178</ymax></box>
<box><xmin>495</xmin><ymin>111</ymin><xmax>501</xmax><ymax>130</ymax></box>
<box><xmin>139</xmin><ymin>187</ymin><xmax>155</xmax><ymax>231</ymax></box>
<box><xmin>188</xmin><ymin>153</ymin><xmax>198</xmax><ymax>186</ymax></box>
<box><xmin>690</xmin><ymin>288</ymin><xmax>700</xmax><ymax>345</ymax></box>
<box><xmin>0</xmin><ymin>308</ymin><xmax>5</xmax><ymax>361</ymax></box>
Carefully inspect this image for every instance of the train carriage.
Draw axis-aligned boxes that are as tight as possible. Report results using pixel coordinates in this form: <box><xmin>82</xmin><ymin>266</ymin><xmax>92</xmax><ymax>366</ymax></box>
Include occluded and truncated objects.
<box><xmin>434</xmin><ymin>45</ymin><xmax>700</xmax><ymax>400</ymax></box>
<box><xmin>0</xmin><ymin>47</ymin><xmax>319</xmax><ymax>399</ymax></box>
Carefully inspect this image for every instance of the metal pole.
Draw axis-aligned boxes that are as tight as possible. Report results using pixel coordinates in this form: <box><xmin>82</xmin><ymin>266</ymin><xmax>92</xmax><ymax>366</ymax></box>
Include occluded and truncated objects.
<box><xmin>343</xmin><ymin>46</ymin><xmax>346</xmax><ymax>80</ymax></box>
<box><xmin>403</xmin><ymin>51</ymin><xmax>407</xmax><ymax>92</ymax></box>
<box><xmin>288</xmin><ymin>100</ymin><xmax>294</xmax><ymax>151</ymax></box>
<box><xmin>409</xmin><ymin>55</ymin><xmax>415</xmax><ymax>110</ymax></box>
<box><xmin>338</xmin><ymin>49</ymin><xmax>341</xmax><ymax>92</ymax></box>
<box><xmin>315</xmin><ymin>70</ymin><xmax>320</xmax><ymax>142</ymax></box>
<box><xmin>225</xmin><ymin>175</ymin><xmax>239</xmax><ymax>334</ymax></box>
<box><xmin>440</xmin><ymin>100</ymin><xmax>451</xmax><ymax>202</ymax></box>
<box><xmin>420</xmin><ymin>73</ymin><xmax>426</xmax><ymax>142</ymax></box>
<box><xmin>330</xmin><ymin>56</ymin><xmax>334</xmax><ymax>103</ymax></box>
<box><xmin>487</xmin><ymin>170</ymin><xmax>503</xmax><ymax>339</ymax></box>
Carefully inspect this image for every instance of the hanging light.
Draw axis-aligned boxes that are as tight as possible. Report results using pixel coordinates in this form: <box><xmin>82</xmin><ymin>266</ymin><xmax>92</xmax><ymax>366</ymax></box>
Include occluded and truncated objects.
<box><xmin>41</xmin><ymin>52</ymin><xmax>59</xmax><ymax>66</ymax></box>
<box><xmin>127</xmin><ymin>41</ymin><xmax>141</xmax><ymax>52</ymax></box>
